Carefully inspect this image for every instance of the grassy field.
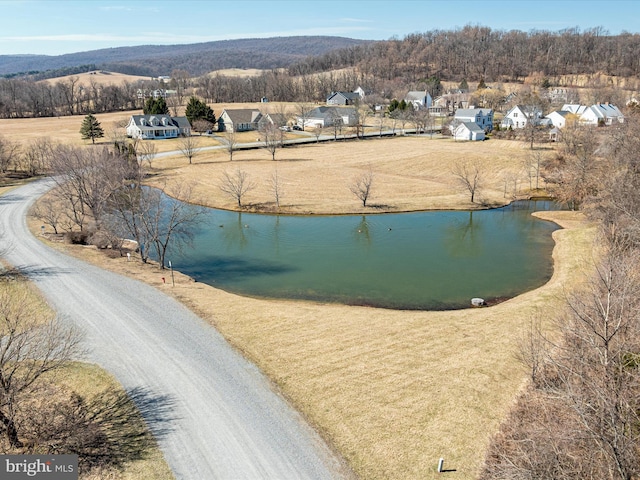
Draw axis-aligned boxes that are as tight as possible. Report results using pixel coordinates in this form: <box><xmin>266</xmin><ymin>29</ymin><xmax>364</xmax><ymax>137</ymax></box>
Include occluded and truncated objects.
<box><xmin>2</xmin><ymin>106</ymin><xmax>597</xmax><ymax>479</ymax></box>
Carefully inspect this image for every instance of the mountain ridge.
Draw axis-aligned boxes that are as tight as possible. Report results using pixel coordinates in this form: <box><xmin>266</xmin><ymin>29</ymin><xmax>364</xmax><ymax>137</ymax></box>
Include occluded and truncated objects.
<box><xmin>0</xmin><ymin>36</ymin><xmax>369</xmax><ymax>77</ymax></box>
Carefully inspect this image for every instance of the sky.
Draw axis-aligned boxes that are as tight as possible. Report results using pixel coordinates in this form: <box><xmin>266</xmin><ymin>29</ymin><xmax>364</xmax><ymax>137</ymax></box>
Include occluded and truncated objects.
<box><xmin>1</xmin><ymin>0</ymin><xmax>639</xmax><ymax>56</ymax></box>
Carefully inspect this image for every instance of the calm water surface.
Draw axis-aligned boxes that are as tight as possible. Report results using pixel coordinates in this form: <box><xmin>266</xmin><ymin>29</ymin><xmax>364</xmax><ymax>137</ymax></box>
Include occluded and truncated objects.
<box><xmin>171</xmin><ymin>200</ymin><xmax>560</xmax><ymax>310</ymax></box>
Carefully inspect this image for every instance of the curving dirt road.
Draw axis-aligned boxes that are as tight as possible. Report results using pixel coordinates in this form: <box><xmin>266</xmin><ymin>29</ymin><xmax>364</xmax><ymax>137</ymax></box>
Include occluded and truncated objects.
<box><xmin>0</xmin><ymin>179</ymin><xmax>349</xmax><ymax>479</ymax></box>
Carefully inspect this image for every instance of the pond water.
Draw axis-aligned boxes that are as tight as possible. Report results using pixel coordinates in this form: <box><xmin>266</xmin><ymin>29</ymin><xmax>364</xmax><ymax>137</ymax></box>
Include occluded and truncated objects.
<box><xmin>170</xmin><ymin>200</ymin><xmax>560</xmax><ymax>310</ymax></box>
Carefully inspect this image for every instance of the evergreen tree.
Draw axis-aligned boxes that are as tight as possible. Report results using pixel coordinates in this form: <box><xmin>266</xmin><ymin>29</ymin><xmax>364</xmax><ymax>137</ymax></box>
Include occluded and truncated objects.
<box><xmin>477</xmin><ymin>78</ymin><xmax>487</xmax><ymax>90</ymax></box>
<box><xmin>143</xmin><ymin>97</ymin><xmax>169</xmax><ymax>115</ymax></box>
<box><xmin>79</xmin><ymin>113</ymin><xmax>104</xmax><ymax>144</ymax></box>
<box><xmin>459</xmin><ymin>78</ymin><xmax>469</xmax><ymax>91</ymax></box>
<box><xmin>425</xmin><ymin>76</ymin><xmax>442</xmax><ymax>98</ymax></box>
<box><xmin>184</xmin><ymin>96</ymin><xmax>216</xmax><ymax>125</ymax></box>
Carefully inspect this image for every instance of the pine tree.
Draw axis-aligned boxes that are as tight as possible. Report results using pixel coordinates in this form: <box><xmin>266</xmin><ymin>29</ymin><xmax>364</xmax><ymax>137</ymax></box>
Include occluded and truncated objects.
<box><xmin>79</xmin><ymin>113</ymin><xmax>104</xmax><ymax>144</ymax></box>
<box><xmin>143</xmin><ymin>97</ymin><xmax>169</xmax><ymax>115</ymax></box>
<box><xmin>185</xmin><ymin>96</ymin><xmax>216</xmax><ymax>125</ymax></box>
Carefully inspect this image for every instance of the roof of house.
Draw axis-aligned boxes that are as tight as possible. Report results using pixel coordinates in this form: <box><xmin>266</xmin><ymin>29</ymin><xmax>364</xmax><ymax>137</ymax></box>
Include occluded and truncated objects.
<box><xmin>327</xmin><ymin>91</ymin><xmax>360</xmax><ymax>102</ymax></box>
<box><xmin>261</xmin><ymin>113</ymin><xmax>288</xmax><ymax>125</ymax></box>
<box><xmin>306</xmin><ymin>106</ymin><xmax>356</xmax><ymax>119</ymax></box>
<box><xmin>221</xmin><ymin>109</ymin><xmax>262</xmax><ymax>124</ymax></box>
<box><xmin>457</xmin><ymin>121</ymin><xmax>485</xmax><ymax>133</ymax></box>
<box><xmin>454</xmin><ymin>108</ymin><xmax>493</xmax><ymax>118</ymax></box>
<box><xmin>405</xmin><ymin>91</ymin><xmax>432</xmax><ymax>101</ymax></box>
<box><xmin>129</xmin><ymin>114</ymin><xmax>190</xmax><ymax>130</ymax></box>
<box><xmin>584</xmin><ymin>103</ymin><xmax>624</xmax><ymax>118</ymax></box>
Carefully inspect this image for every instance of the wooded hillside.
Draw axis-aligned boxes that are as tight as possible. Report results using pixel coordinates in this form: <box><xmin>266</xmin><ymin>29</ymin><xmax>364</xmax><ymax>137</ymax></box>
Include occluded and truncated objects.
<box><xmin>288</xmin><ymin>26</ymin><xmax>640</xmax><ymax>83</ymax></box>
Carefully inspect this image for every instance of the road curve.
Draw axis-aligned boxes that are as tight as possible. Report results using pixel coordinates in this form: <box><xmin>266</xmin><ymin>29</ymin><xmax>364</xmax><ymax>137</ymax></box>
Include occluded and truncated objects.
<box><xmin>0</xmin><ymin>179</ymin><xmax>349</xmax><ymax>480</ymax></box>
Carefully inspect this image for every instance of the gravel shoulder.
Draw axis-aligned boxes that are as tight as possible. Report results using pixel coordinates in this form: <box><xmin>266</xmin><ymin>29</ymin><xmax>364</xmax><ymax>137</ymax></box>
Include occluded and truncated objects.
<box><xmin>0</xmin><ymin>178</ymin><xmax>352</xmax><ymax>479</ymax></box>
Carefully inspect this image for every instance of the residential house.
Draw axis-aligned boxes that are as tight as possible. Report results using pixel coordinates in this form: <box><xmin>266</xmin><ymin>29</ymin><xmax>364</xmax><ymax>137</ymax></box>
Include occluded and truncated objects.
<box><xmin>217</xmin><ymin>109</ymin><xmax>263</xmax><ymax>132</ymax></box>
<box><xmin>297</xmin><ymin>106</ymin><xmax>357</xmax><ymax>129</ymax></box>
<box><xmin>545</xmin><ymin>110</ymin><xmax>571</xmax><ymax>129</ymax></box>
<box><xmin>136</xmin><ymin>88</ymin><xmax>172</xmax><ymax>99</ymax></box>
<box><xmin>258</xmin><ymin>113</ymin><xmax>288</xmax><ymax>130</ymax></box>
<box><xmin>126</xmin><ymin>114</ymin><xmax>191</xmax><ymax>140</ymax></box>
<box><xmin>327</xmin><ymin>91</ymin><xmax>361</xmax><ymax>105</ymax></box>
<box><xmin>501</xmin><ymin>105</ymin><xmax>543</xmax><ymax>129</ymax></box>
<box><xmin>453</xmin><ymin>122</ymin><xmax>485</xmax><ymax>141</ymax></box>
<box><xmin>453</xmin><ymin>108</ymin><xmax>494</xmax><ymax>132</ymax></box>
<box><xmin>561</xmin><ymin>104</ymin><xmax>588</xmax><ymax>115</ymax></box>
<box><xmin>579</xmin><ymin>103</ymin><xmax>625</xmax><ymax>125</ymax></box>
<box><xmin>404</xmin><ymin>91</ymin><xmax>433</xmax><ymax>110</ymax></box>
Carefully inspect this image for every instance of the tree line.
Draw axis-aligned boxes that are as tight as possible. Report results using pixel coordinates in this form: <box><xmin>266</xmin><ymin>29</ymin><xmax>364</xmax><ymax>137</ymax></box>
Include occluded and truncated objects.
<box><xmin>480</xmin><ymin>114</ymin><xmax>640</xmax><ymax>479</ymax></box>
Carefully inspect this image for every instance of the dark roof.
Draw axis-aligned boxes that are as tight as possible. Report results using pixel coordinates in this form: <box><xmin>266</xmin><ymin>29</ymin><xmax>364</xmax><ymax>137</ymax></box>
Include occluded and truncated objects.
<box><xmin>222</xmin><ymin>109</ymin><xmax>262</xmax><ymax>124</ymax></box>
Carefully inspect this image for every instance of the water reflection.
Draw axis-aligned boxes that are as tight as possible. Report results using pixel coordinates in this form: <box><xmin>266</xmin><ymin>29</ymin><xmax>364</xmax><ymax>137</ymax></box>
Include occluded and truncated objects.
<box><xmin>169</xmin><ymin>201</ymin><xmax>561</xmax><ymax>310</ymax></box>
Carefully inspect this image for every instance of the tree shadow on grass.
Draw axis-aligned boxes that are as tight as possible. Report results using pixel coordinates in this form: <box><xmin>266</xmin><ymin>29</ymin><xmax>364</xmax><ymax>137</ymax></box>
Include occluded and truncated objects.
<box><xmin>16</xmin><ymin>385</ymin><xmax>176</xmax><ymax>475</ymax></box>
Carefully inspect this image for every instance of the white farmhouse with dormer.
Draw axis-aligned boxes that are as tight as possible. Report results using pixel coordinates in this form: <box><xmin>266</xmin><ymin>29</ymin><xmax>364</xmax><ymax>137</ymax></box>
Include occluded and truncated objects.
<box><xmin>126</xmin><ymin>114</ymin><xmax>191</xmax><ymax>139</ymax></box>
<box><xmin>501</xmin><ymin>105</ymin><xmax>543</xmax><ymax>129</ymax></box>
<box><xmin>579</xmin><ymin>104</ymin><xmax>625</xmax><ymax>125</ymax></box>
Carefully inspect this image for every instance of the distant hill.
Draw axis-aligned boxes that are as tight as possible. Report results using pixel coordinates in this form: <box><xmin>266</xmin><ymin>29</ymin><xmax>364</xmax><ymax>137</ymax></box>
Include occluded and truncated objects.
<box><xmin>0</xmin><ymin>36</ymin><xmax>369</xmax><ymax>78</ymax></box>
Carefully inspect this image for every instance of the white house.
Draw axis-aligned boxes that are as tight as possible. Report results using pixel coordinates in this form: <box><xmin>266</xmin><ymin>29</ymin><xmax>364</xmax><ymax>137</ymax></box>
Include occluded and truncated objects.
<box><xmin>404</xmin><ymin>91</ymin><xmax>433</xmax><ymax>110</ymax></box>
<box><xmin>561</xmin><ymin>104</ymin><xmax>588</xmax><ymax>115</ymax></box>
<box><xmin>579</xmin><ymin>104</ymin><xmax>625</xmax><ymax>125</ymax></box>
<box><xmin>297</xmin><ymin>106</ymin><xmax>357</xmax><ymax>129</ymax></box>
<box><xmin>217</xmin><ymin>109</ymin><xmax>262</xmax><ymax>132</ymax></box>
<box><xmin>501</xmin><ymin>105</ymin><xmax>543</xmax><ymax>129</ymax></box>
<box><xmin>545</xmin><ymin>111</ymin><xmax>572</xmax><ymax>129</ymax></box>
<box><xmin>453</xmin><ymin>122</ymin><xmax>485</xmax><ymax>141</ymax></box>
<box><xmin>126</xmin><ymin>115</ymin><xmax>191</xmax><ymax>140</ymax></box>
<box><xmin>453</xmin><ymin>108</ymin><xmax>493</xmax><ymax>132</ymax></box>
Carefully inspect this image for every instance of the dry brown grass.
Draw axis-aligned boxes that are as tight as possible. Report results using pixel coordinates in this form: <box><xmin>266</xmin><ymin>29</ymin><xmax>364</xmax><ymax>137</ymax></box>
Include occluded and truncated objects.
<box><xmin>149</xmin><ymin>135</ymin><xmax>547</xmax><ymax>214</ymax></box>
<box><xmin>38</xmin><ymin>71</ymin><xmax>151</xmax><ymax>87</ymax></box>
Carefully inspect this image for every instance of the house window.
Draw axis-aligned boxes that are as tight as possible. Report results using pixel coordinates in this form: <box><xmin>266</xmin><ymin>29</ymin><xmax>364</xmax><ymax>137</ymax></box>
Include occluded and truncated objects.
<box><xmin>513</xmin><ymin>112</ymin><xmax>518</xmax><ymax>117</ymax></box>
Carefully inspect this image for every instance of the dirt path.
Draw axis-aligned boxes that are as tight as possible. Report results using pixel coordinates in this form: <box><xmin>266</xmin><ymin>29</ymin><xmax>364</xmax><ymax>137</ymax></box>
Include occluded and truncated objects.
<box><xmin>0</xmin><ymin>179</ymin><xmax>351</xmax><ymax>480</ymax></box>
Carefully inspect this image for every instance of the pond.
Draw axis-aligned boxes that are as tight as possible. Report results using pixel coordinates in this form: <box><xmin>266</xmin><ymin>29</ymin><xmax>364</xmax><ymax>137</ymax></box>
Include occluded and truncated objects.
<box><xmin>169</xmin><ymin>200</ymin><xmax>560</xmax><ymax>310</ymax></box>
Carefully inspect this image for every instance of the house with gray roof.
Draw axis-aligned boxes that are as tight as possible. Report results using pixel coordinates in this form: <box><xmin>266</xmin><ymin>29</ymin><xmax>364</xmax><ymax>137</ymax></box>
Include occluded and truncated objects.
<box><xmin>217</xmin><ymin>109</ymin><xmax>263</xmax><ymax>132</ymax></box>
<box><xmin>453</xmin><ymin>122</ymin><xmax>485</xmax><ymax>141</ymax></box>
<box><xmin>126</xmin><ymin>114</ymin><xmax>191</xmax><ymax>140</ymax></box>
<box><xmin>501</xmin><ymin>105</ymin><xmax>543</xmax><ymax>129</ymax></box>
<box><xmin>453</xmin><ymin>108</ymin><xmax>494</xmax><ymax>132</ymax></box>
<box><xmin>327</xmin><ymin>91</ymin><xmax>361</xmax><ymax>106</ymax></box>
<box><xmin>296</xmin><ymin>106</ymin><xmax>357</xmax><ymax>129</ymax></box>
<box><xmin>404</xmin><ymin>91</ymin><xmax>433</xmax><ymax>110</ymax></box>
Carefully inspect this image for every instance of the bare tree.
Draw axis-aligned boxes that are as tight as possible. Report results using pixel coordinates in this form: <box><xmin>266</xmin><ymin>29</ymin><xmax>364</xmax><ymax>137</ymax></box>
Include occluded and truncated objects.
<box><xmin>137</xmin><ymin>141</ymin><xmax>157</xmax><ymax>169</ymax></box>
<box><xmin>270</xmin><ymin>167</ymin><xmax>283</xmax><ymax>208</ymax></box>
<box><xmin>219</xmin><ymin>168</ymin><xmax>256</xmax><ymax>207</ymax></box>
<box><xmin>49</xmin><ymin>145</ymin><xmax>130</xmax><ymax>228</ymax></box>
<box><xmin>452</xmin><ymin>161</ymin><xmax>483</xmax><ymax>203</ymax></box>
<box><xmin>0</xmin><ymin>136</ymin><xmax>20</xmax><ymax>173</ymax></box>
<box><xmin>103</xmin><ymin>182</ymin><xmax>207</xmax><ymax>268</ymax></box>
<box><xmin>19</xmin><ymin>137</ymin><xmax>55</xmax><ymax>177</ymax></box>
<box><xmin>312</xmin><ymin>125</ymin><xmax>322</xmax><ymax>143</ymax></box>
<box><xmin>260</xmin><ymin>123</ymin><xmax>282</xmax><ymax>161</ymax></box>
<box><xmin>295</xmin><ymin>103</ymin><xmax>313</xmax><ymax>131</ymax></box>
<box><xmin>0</xmin><ymin>283</ymin><xmax>82</xmax><ymax>448</ymax></box>
<box><xmin>178</xmin><ymin>135</ymin><xmax>201</xmax><ymax>164</ymax></box>
<box><xmin>32</xmin><ymin>195</ymin><xmax>65</xmax><ymax>234</ymax></box>
<box><xmin>224</xmin><ymin>130</ymin><xmax>238</xmax><ymax>161</ymax></box>
<box><xmin>349</xmin><ymin>167</ymin><xmax>374</xmax><ymax>207</ymax></box>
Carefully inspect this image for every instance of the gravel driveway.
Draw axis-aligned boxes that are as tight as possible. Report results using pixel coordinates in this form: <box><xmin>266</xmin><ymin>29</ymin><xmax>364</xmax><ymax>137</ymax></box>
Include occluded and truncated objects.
<box><xmin>0</xmin><ymin>179</ymin><xmax>348</xmax><ymax>480</ymax></box>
